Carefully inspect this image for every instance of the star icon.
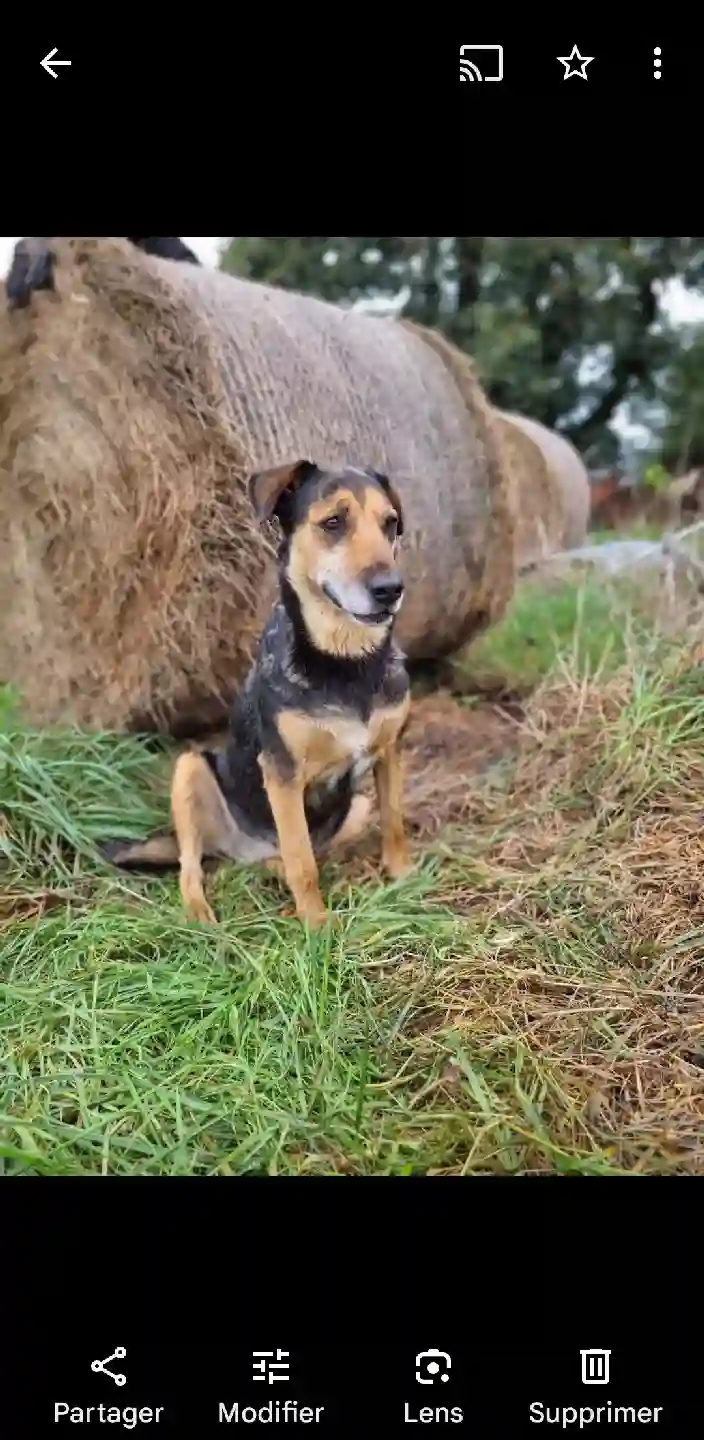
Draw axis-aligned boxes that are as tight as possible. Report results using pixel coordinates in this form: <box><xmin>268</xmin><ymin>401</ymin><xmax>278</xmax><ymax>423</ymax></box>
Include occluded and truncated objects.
<box><xmin>557</xmin><ymin>45</ymin><xmax>594</xmax><ymax>79</ymax></box>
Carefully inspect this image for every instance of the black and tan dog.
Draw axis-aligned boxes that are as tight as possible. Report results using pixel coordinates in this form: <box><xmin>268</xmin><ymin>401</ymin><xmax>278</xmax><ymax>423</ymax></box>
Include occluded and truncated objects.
<box><xmin>107</xmin><ymin>460</ymin><xmax>413</xmax><ymax>928</ymax></box>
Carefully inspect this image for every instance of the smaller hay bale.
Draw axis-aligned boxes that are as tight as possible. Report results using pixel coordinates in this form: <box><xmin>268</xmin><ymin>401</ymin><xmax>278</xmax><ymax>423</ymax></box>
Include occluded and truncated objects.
<box><xmin>499</xmin><ymin>411</ymin><xmax>591</xmax><ymax>554</ymax></box>
<box><xmin>493</xmin><ymin>410</ymin><xmax>561</xmax><ymax>569</ymax></box>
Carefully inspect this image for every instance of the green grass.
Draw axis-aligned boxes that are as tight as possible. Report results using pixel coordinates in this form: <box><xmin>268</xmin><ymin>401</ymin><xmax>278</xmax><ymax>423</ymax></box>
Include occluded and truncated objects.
<box><xmin>1</xmin><ymin>570</ymin><xmax>703</xmax><ymax>1175</ymax></box>
<box><xmin>452</xmin><ymin>572</ymin><xmax>659</xmax><ymax>695</ymax></box>
<box><xmin>588</xmin><ymin>523</ymin><xmax>663</xmax><ymax>546</ymax></box>
<box><xmin>0</xmin><ymin>684</ymin><xmax>19</xmax><ymax>729</ymax></box>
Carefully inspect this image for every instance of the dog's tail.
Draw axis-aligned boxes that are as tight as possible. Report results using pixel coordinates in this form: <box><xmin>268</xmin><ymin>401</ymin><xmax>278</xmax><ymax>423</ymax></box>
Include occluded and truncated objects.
<box><xmin>100</xmin><ymin>834</ymin><xmax>181</xmax><ymax>873</ymax></box>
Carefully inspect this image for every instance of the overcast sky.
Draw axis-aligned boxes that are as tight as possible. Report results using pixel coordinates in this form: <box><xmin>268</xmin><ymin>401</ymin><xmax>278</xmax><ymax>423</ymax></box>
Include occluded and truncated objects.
<box><xmin>2</xmin><ymin>236</ymin><xmax>703</xmax><ymax>450</ymax></box>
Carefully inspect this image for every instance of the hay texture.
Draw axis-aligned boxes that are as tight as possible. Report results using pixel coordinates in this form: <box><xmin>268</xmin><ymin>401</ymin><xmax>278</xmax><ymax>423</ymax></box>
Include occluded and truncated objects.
<box><xmin>493</xmin><ymin>411</ymin><xmax>561</xmax><ymax>569</ymax></box>
<box><xmin>0</xmin><ymin>238</ymin><xmax>516</xmax><ymax>735</ymax></box>
<box><xmin>498</xmin><ymin>411</ymin><xmax>591</xmax><ymax>556</ymax></box>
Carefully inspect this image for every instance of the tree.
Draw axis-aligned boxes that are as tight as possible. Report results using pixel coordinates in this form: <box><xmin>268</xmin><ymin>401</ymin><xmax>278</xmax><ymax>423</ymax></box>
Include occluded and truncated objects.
<box><xmin>659</xmin><ymin>328</ymin><xmax>704</xmax><ymax>470</ymax></box>
<box><xmin>221</xmin><ymin>237</ymin><xmax>409</xmax><ymax>306</ymax></box>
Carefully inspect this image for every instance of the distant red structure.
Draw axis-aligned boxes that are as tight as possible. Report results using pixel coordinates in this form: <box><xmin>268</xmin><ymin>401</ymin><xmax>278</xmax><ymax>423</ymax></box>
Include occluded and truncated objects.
<box><xmin>589</xmin><ymin>467</ymin><xmax>704</xmax><ymax>533</ymax></box>
<box><xmin>589</xmin><ymin>472</ymin><xmax>645</xmax><ymax>531</ymax></box>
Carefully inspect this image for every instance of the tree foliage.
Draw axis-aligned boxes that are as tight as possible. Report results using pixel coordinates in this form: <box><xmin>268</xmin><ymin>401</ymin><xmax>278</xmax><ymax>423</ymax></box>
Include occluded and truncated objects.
<box><xmin>220</xmin><ymin>237</ymin><xmax>704</xmax><ymax>469</ymax></box>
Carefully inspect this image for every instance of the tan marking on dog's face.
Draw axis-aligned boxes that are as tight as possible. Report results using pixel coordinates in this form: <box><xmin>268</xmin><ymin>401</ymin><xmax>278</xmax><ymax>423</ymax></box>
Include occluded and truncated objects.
<box><xmin>287</xmin><ymin>482</ymin><xmax>403</xmax><ymax>658</ymax></box>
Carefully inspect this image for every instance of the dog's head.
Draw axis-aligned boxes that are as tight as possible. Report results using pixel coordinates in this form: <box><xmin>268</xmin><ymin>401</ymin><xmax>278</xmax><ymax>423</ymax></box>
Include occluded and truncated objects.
<box><xmin>248</xmin><ymin>460</ymin><xmax>405</xmax><ymax>640</ymax></box>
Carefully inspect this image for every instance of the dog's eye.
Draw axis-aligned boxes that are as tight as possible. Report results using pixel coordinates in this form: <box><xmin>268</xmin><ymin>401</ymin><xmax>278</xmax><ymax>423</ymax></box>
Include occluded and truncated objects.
<box><xmin>383</xmin><ymin>515</ymin><xmax>399</xmax><ymax>540</ymax></box>
<box><xmin>320</xmin><ymin>514</ymin><xmax>345</xmax><ymax>534</ymax></box>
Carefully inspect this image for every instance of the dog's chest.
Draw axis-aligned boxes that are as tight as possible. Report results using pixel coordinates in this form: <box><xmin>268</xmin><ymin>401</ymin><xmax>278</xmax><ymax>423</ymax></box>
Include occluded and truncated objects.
<box><xmin>304</xmin><ymin>711</ymin><xmax>379</xmax><ymax>788</ymax></box>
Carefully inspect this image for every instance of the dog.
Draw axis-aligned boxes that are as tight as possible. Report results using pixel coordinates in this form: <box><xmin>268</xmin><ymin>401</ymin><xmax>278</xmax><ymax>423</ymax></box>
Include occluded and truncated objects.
<box><xmin>105</xmin><ymin>460</ymin><xmax>413</xmax><ymax>928</ymax></box>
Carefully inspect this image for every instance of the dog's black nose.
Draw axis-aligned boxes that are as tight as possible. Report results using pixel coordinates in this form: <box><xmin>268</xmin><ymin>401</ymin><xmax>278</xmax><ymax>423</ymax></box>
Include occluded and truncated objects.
<box><xmin>368</xmin><ymin>573</ymin><xmax>404</xmax><ymax>608</ymax></box>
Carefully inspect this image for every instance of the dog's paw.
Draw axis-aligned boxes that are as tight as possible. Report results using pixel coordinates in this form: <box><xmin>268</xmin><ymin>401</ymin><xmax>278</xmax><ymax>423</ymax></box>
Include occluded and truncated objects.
<box><xmin>383</xmin><ymin>850</ymin><xmax>415</xmax><ymax>881</ymax></box>
<box><xmin>283</xmin><ymin>901</ymin><xmax>335</xmax><ymax>929</ymax></box>
<box><xmin>184</xmin><ymin>896</ymin><xmax>218</xmax><ymax>926</ymax></box>
<box><xmin>262</xmin><ymin>857</ymin><xmax>287</xmax><ymax>883</ymax></box>
<box><xmin>304</xmin><ymin>908</ymin><xmax>338</xmax><ymax>931</ymax></box>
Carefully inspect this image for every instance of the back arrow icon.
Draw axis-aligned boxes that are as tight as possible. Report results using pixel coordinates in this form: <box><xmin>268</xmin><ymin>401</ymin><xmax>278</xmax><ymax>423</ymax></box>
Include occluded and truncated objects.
<box><xmin>41</xmin><ymin>48</ymin><xmax>71</xmax><ymax>78</ymax></box>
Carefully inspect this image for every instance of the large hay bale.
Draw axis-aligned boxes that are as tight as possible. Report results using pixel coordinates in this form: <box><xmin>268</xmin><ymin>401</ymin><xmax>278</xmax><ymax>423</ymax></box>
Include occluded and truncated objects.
<box><xmin>0</xmin><ymin>238</ymin><xmax>516</xmax><ymax>736</ymax></box>
<box><xmin>498</xmin><ymin>411</ymin><xmax>591</xmax><ymax>554</ymax></box>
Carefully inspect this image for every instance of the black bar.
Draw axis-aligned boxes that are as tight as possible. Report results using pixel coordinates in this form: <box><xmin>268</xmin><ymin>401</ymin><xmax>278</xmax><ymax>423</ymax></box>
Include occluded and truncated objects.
<box><xmin>4</xmin><ymin>1180</ymin><xmax>701</xmax><ymax>1437</ymax></box>
<box><xmin>17</xmin><ymin>35</ymin><xmax>701</xmax><ymax>95</ymax></box>
<box><xmin>7</xmin><ymin>1340</ymin><xmax>696</xmax><ymax>1436</ymax></box>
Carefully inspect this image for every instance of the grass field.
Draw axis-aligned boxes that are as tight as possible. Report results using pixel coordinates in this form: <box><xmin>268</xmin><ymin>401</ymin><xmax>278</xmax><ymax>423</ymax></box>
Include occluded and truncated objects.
<box><xmin>1</xmin><ymin>565</ymin><xmax>703</xmax><ymax>1175</ymax></box>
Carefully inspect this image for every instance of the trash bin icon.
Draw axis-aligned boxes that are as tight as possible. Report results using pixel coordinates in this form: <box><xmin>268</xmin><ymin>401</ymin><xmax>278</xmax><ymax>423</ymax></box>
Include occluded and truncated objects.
<box><xmin>581</xmin><ymin>1349</ymin><xmax>611</xmax><ymax>1385</ymax></box>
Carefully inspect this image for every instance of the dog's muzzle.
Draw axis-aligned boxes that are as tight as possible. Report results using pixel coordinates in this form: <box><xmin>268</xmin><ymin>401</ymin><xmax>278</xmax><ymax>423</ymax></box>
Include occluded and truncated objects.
<box><xmin>367</xmin><ymin>573</ymin><xmax>404</xmax><ymax>612</ymax></box>
<box><xmin>323</xmin><ymin>569</ymin><xmax>405</xmax><ymax>625</ymax></box>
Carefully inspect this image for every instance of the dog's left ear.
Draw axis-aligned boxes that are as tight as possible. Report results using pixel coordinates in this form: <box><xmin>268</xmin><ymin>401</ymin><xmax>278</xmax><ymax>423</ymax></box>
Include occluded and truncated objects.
<box><xmin>364</xmin><ymin>468</ymin><xmax>405</xmax><ymax>537</ymax></box>
<box><xmin>247</xmin><ymin>460</ymin><xmax>319</xmax><ymax>528</ymax></box>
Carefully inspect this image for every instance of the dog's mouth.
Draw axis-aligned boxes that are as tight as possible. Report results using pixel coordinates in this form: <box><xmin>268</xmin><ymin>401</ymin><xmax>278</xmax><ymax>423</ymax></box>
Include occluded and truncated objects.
<box><xmin>322</xmin><ymin>584</ymin><xmax>392</xmax><ymax>626</ymax></box>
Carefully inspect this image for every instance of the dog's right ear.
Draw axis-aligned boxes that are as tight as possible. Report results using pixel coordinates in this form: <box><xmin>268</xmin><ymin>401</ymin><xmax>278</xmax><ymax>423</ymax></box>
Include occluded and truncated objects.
<box><xmin>248</xmin><ymin>460</ymin><xmax>319</xmax><ymax>527</ymax></box>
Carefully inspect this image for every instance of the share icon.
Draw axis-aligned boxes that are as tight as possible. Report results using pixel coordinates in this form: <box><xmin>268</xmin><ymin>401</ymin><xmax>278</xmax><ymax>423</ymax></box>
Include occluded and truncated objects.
<box><xmin>91</xmin><ymin>1347</ymin><xmax>127</xmax><ymax>1386</ymax></box>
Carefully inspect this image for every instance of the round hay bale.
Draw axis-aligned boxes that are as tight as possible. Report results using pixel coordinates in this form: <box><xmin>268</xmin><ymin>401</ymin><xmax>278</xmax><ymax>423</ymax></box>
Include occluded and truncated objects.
<box><xmin>492</xmin><ymin>411</ymin><xmax>560</xmax><ymax>569</ymax></box>
<box><xmin>498</xmin><ymin>411</ymin><xmax>591</xmax><ymax>552</ymax></box>
<box><xmin>398</xmin><ymin>321</ymin><xmax>517</xmax><ymax>637</ymax></box>
<box><xmin>0</xmin><ymin>238</ymin><xmax>516</xmax><ymax>736</ymax></box>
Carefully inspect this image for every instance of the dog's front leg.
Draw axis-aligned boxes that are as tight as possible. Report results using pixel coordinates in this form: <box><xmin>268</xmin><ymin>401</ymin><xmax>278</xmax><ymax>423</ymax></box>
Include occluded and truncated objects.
<box><xmin>374</xmin><ymin>742</ymin><xmax>413</xmax><ymax>881</ymax></box>
<box><xmin>259</xmin><ymin>758</ymin><xmax>329</xmax><ymax>928</ymax></box>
